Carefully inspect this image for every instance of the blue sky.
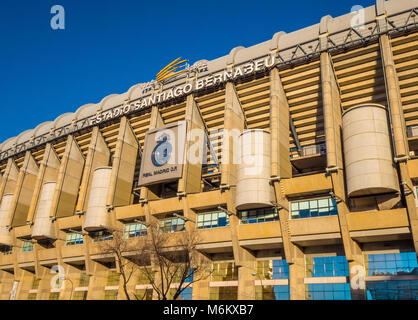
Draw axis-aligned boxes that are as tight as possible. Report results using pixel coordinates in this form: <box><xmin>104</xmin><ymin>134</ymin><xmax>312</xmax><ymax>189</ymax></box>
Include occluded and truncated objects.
<box><xmin>0</xmin><ymin>0</ymin><xmax>375</xmax><ymax>144</ymax></box>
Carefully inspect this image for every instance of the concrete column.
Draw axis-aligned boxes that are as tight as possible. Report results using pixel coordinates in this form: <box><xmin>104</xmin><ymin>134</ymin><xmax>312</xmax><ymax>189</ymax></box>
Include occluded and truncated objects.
<box><xmin>178</xmin><ymin>94</ymin><xmax>205</xmax><ymax>195</ymax></box>
<box><xmin>106</xmin><ymin>116</ymin><xmax>139</xmax><ymax>208</ymax></box>
<box><xmin>0</xmin><ymin>158</ymin><xmax>19</xmax><ymax>202</ymax></box>
<box><xmin>320</xmin><ymin>51</ymin><xmax>343</xmax><ymax>170</ymax></box>
<box><xmin>237</xmin><ymin>248</ymin><xmax>256</xmax><ymax>300</ymax></box>
<box><xmin>76</xmin><ymin>127</ymin><xmax>111</xmax><ymax>215</ymax></box>
<box><xmin>288</xmin><ymin>244</ymin><xmax>306</xmax><ymax>300</ymax></box>
<box><xmin>14</xmin><ymin>269</ymin><xmax>35</xmax><ymax>300</ymax></box>
<box><xmin>140</xmin><ymin>106</ymin><xmax>164</xmax><ymax>202</ymax></box>
<box><xmin>0</xmin><ymin>270</ymin><xmax>14</xmax><ymax>299</ymax></box>
<box><xmin>50</xmin><ymin>135</ymin><xmax>85</xmax><ymax>219</ymax></box>
<box><xmin>26</xmin><ymin>144</ymin><xmax>60</xmax><ymax>224</ymax></box>
<box><xmin>36</xmin><ymin>265</ymin><xmax>54</xmax><ymax>300</ymax></box>
<box><xmin>86</xmin><ymin>261</ymin><xmax>108</xmax><ymax>300</ymax></box>
<box><xmin>270</xmin><ymin>67</ymin><xmax>291</xmax><ymax>179</ymax></box>
<box><xmin>379</xmin><ymin>30</ymin><xmax>408</xmax><ymax>158</ymax></box>
<box><xmin>221</xmin><ymin>82</ymin><xmax>246</xmax><ymax>188</ymax></box>
<box><xmin>59</xmin><ymin>264</ymin><xmax>81</xmax><ymax>300</ymax></box>
<box><xmin>191</xmin><ymin>251</ymin><xmax>211</xmax><ymax>300</ymax></box>
<box><xmin>8</xmin><ymin>151</ymin><xmax>38</xmax><ymax>228</ymax></box>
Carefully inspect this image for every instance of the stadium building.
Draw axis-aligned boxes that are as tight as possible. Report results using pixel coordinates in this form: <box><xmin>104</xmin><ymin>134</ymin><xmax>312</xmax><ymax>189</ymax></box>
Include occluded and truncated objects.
<box><xmin>0</xmin><ymin>0</ymin><xmax>418</xmax><ymax>300</ymax></box>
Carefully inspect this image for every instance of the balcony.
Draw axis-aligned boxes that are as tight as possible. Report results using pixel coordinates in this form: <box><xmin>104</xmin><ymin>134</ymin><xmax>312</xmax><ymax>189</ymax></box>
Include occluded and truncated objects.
<box><xmin>289</xmin><ymin>215</ymin><xmax>341</xmax><ymax>247</ymax></box>
<box><xmin>238</xmin><ymin>221</ymin><xmax>282</xmax><ymax>250</ymax></box>
<box><xmin>291</xmin><ymin>143</ymin><xmax>327</xmax><ymax>175</ymax></box>
<box><xmin>347</xmin><ymin>208</ymin><xmax>411</xmax><ymax>243</ymax></box>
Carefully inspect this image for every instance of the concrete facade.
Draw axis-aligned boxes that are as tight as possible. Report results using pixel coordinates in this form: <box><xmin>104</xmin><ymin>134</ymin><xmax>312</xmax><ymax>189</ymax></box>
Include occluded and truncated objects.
<box><xmin>0</xmin><ymin>0</ymin><xmax>418</xmax><ymax>300</ymax></box>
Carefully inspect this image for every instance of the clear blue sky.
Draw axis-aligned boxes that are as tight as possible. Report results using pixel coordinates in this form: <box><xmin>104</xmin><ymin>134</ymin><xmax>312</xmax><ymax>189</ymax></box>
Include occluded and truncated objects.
<box><xmin>0</xmin><ymin>0</ymin><xmax>375</xmax><ymax>144</ymax></box>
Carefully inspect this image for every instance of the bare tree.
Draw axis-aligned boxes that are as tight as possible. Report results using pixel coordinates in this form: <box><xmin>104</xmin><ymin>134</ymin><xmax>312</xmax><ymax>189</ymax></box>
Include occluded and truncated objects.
<box><xmin>99</xmin><ymin>221</ymin><xmax>212</xmax><ymax>301</ymax></box>
<box><xmin>99</xmin><ymin>230</ymin><xmax>137</xmax><ymax>300</ymax></box>
<box><xmin>133</xmin><ymin>220</ymin><xmax>212</xmax><ymax>300</ymax></box>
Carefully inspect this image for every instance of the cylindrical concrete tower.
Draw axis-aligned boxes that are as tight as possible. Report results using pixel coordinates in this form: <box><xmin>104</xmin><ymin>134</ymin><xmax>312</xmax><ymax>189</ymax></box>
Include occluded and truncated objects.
<box><xmin>342</xmin><ymin>104</ymin><xmax>399</xmax><ymax>197</ymax></box>
<box><xmin>83</xmin><ymin>167</ymin><xmax>112</xmax><ymax>232</ymax></box>
<box><xmin>0</xmin><ymin>194</ymin><xmax>14</xmax><ymax>246</ymax></box>
<box><xmin>32</xmin><ymin>182</ymin><xmax>57</xmax><ymax>240</ymax></box>
<box><xmin>236</xmin><ymin>130</ymin><xmax>274</xmax><ymax>211</ymax></box>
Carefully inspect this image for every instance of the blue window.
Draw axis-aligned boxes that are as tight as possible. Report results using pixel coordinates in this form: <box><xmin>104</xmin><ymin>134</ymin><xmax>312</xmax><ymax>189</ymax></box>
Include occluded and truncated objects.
<box><xmin>239</xmin><ymin>207</ymin><xmax>278</xmax><ymax>225</ymax></box>
<box><xmin>185</xmin><ymin>269</ymin><xmax>194</xmax><ymax>283</ymax></box>
<box><xmin>307</xmin><ymin>283</ymin><xmax>351</xmax><ymax>300</ymax></box>
<box><xmin>179</xmin><ymin>287</ymin><xmax>193</xmax><ymax>300</ymax></box>
<box><xmin>291</xmin><ymin>198</ymin><xmax>338</xmax><ymax>219</ymax></box>
<box><xmin>124</xmin><ymin>223</ymin><xmax>147</xmax><ymax>238</ymax></box>
<box><xmin>273</xmin><ymin>260</ymin><xmax>290</xmax><ymax>280</ymax></box>
<box><xmin>367</xmin><ymin>280</ymin><xmax>418</xmax><ymax>300</ymax></box>
<box><xmin>197</xmin><ymin>211</ymin><xmax>229</xmax><ymax>229</ymax></box>
<box><xmin>308</xmin><ymin>256</ymin><xmax>349</xmax><ymax>278</ymax></box>
<box><xmin>22</xmin><ymin>241</ymin><xmax>34</xmax><ymax>252</ymax></box>
<box><xmin>367</xmin><ymin>252</ymin><xmax>418</xmax><ymax>276</ymax></box>
<box><xmin>274</xmin><ymin>285</ymin><xmax>290</xmax><ymax>300</ymax></box>
<box><xmin>160</xmin><ymin>218</ymin><xmax>185</xmax><ymax>233</ymax></box>
<box><xmin>65</xmin><ymin>233</ymin><xmax>84</xmax><ymax>246</ymax></box>
<box><xmin>91</xmin><ymin>230</ymin><xmax>113</xmax><ymax>242</ymax></box>
<box><xmin>256</xmin><ymin>285</ymin><xmax>290</xmax><ymax>300</ymax></box>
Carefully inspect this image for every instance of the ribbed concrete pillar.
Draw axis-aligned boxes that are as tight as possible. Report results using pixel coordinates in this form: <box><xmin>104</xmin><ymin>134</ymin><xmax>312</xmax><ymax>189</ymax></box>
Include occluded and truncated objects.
<box><xmin>177</xmin><ymin>94</ymin><xmax>205</xmax><ymax>195</ymax></box>
<box><xmin>50</xmin><ymin>135</ymin><xmax>85</xmax><ymax>219</ymax></box>
<box><xmin>380</xmin><ymin>32</ymin><xmax>408</xmax><ymax>158</ymax></box>
<box><xmin>0</xmin><ymin>158</ymin><xmax>19</xmax><ymax>202</ymax></box>
<box><xmin>106</xmin><ymin>116</ymin><xmax>139</xmax><ymax>208</ymax></box>
<box><xmin>76</xmin><ymin>127</ymin><xmax>111</xmax><ymax>214</ymax></box>
<box><xmin>270</xmin><ymin>67</ymin><xmax>291</xmax><ymax>179</ymax></box>
<box><xmin>320</xmin><ymin>51</ymin><xmax>342</xmax><ymax>170</ymax></box>
<box><xmin>26</xmin><ymin>144</ymin><xmax>60</xmax><ymax>224</ymax></box>
<box><xmin>221</xmin><ymin>82</ymin><xmax>246</xmax><ymax>188</ymax></box>
<box><xmin>140</xmin><ymin>106</ymin><xmax>164</xmax><ymax>202</ymax></box>
<box><xmin>8</xmin><ymin>151</ymin><xmax>38</xmax><ymax>228</ymax></box>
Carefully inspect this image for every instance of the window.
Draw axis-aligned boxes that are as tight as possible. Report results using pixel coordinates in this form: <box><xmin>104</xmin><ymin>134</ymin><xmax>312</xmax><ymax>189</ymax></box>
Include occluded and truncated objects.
<box><xmin>27</xmin><ymin>293</ymin><xmax>37</xmax><ymax>300</ymax></box>
<box><xmin>366</xmin><ymin>252</ymin><xmax>418</xmax><ymax>276</ymax></box>
<box><xmin>1</xmin><ymin>246</ymin><xmax>12</xmax><ymax>255</ymax></box>
<box><xmin>255</xmin><ymin>285</ymin><xmax>290</xmax><ymax>300</ymax></box>
<box><xmin>22</xmin><ymin>241</ymin><xmax>34</xmax><ymax>252</ymax></box>
<box><xmin>366</xmin><ymin>280</ymin><xmax>418</xmax><ymax>300</ymax></box>
<box><xmin>104</xmin><ymin>290</ymin><xmax>118</xmax><ymax>300</ymax></box>
<box><xmin>72</xmin><ymin>291</ymin><xmax>88</xmax><ymax>300</ymax></box>
<box><xmin>211</xmin><ymin>262</ymin><xmax>238</xmax><ymax>282</ymax></box>
<box><xmin>135</xmin><ymin>289</ymin><xmax>153</xmax><ymax>300</ymax></box>
<box><xmin>256</xmin><ymin>260</ymin><xmax>289</xmax><ymax>280</ymax></box>
<box><xmin>239</xmin><ymin>207</ymin><xmax>279</xmax><ymax>225</ymax></box>
<box><xmin>48</xmin><ymin>292</ymin><xmax>60</xmax><ymax>300</ymax></box>
<box><xmin>79</xmin><ymin>272</ymin><xmax>90</xmax><ymax>287</ymax></box>
<box><xmin>306</xmin><ymin>256</ymin><xmax>349</xmax><ymax>278</ymax></box>
<box><xmin>209</xmin><ymin>287</ymin><xmax>238</xmax><ymax>300</ymax></box>
<box><xmin>291</xmin><ymin>198</ymin><xmax>338</xmax><ymax>219</ymax></box>
<box><xmin>91</xmin><ymin>230</ymin><xmax>113</xmax><ymax>242</ymax></box>
<box><xmin>160</xmin><ymin>217</ymin><xmax>185</xmax><ymax>234</ymax></box>
<box><xmin>107</xmin><ymin>270</ymin><xmax>120</xmax><ymax>286</ymax></box>
<box><xmin>170</xmin><ymin>287</ymin><xmax>193</xmax><ymax>300</ymax></box>
<box><xmin>32</xmin><ymin>278</ymin><xmax>40</xmax><ymax>290</ymax></box>
<box><xmin>65</xmin><ymin>233</ymin><xmax>84</xmax><ymax>246</ymax></box>
<box><xmin>197</xmin><ymin>211</ymin><xmax>229</xmax><ymax>229</ymax></box>
<box><xmin>138</xmin><ymin>268</ymin><xmax>153</xmax><ymax>285</ymax></box>
<box><xmin>307</xmin><ymin>283</ymin><xmax>351</xmax><ymax>300</ymax></box>
<box><xmin>124</xmin><ymin>223</ymin><xmax>147</xmax><ymax>238</ymax></box>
